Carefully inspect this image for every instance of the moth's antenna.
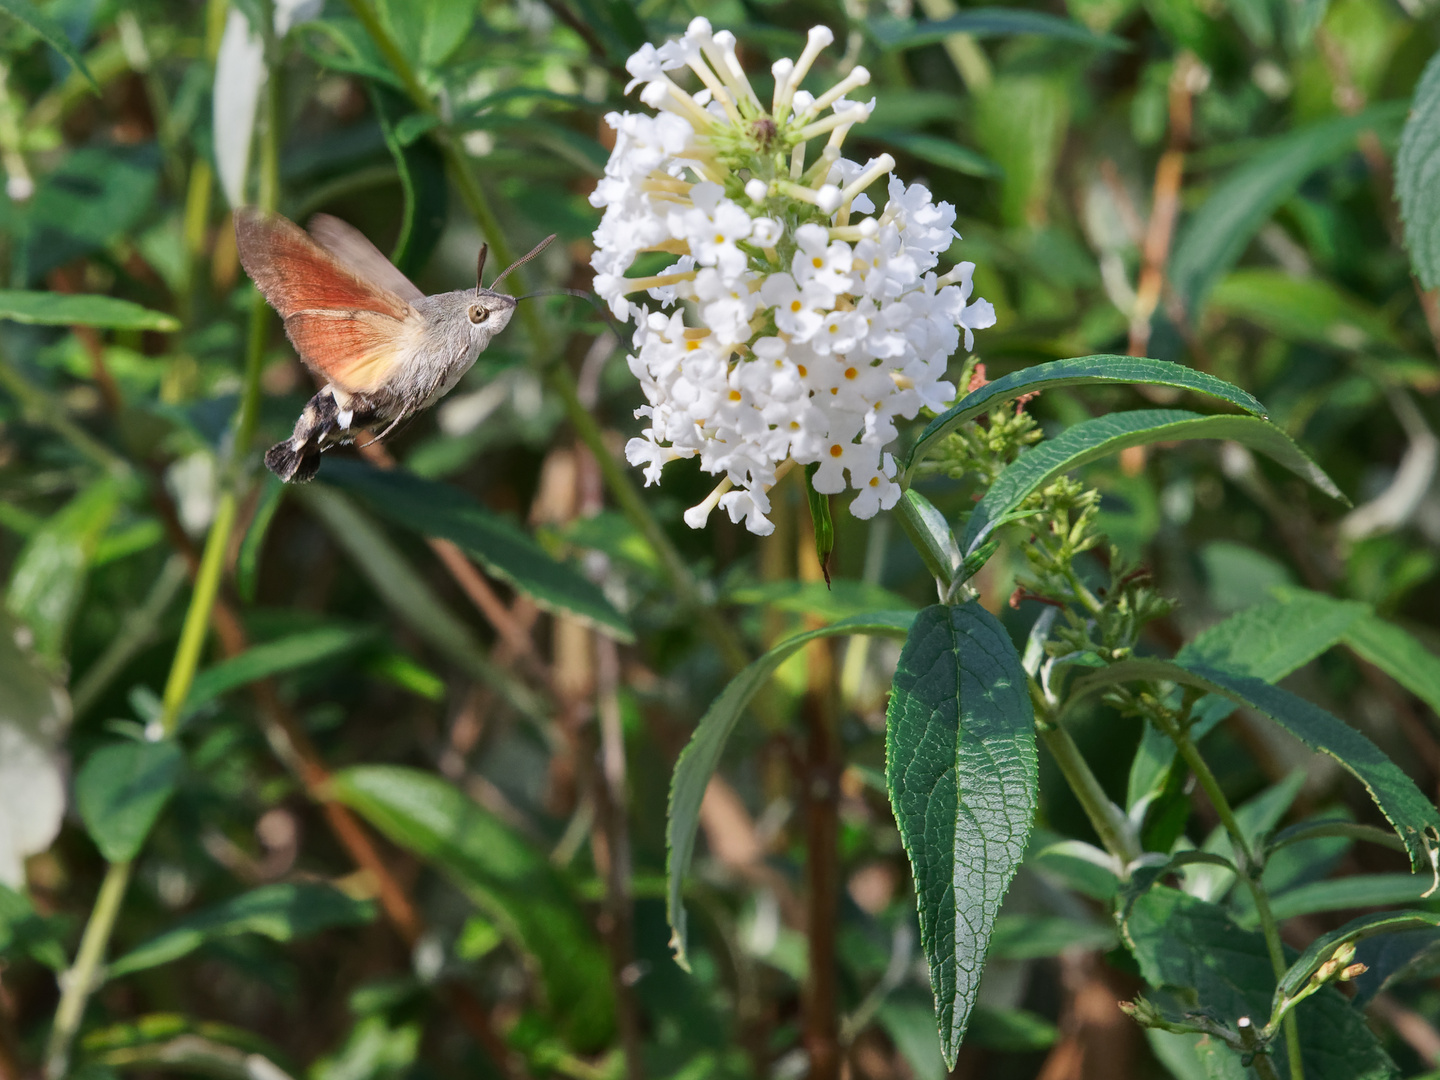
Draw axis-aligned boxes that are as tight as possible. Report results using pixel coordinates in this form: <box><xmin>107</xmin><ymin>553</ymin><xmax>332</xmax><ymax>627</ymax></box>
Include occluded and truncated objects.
<box><xmin>475</xmin><ymin>244</ymin><xmax>488</xmax><ymax>298</ymax></box>
<box><xmin>489</xmin><ymin>234</ymin><xmax>557</xmax><ymax>292</ymax></box>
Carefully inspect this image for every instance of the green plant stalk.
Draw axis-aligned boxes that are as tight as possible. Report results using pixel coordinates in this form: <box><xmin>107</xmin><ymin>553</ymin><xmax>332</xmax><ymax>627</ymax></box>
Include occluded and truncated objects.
<box><xmin>72</xmin><ymin>555</ymin><xmax>189</xmax><ymax>717</ymax></box>
<box><xmin>43</xmin><ymin>860</ymin><xmax>133</xmax><ymax>1079</ymax></box>
<box><xmin>1174</xmin><ymin>734</ymin><xmax>1303</xmax><ymax>1080</ymax></box>
<box><xmin>1037</xmin><ymin>722</ymin><xmax>1140</xmax><ymax>871</ymax></box>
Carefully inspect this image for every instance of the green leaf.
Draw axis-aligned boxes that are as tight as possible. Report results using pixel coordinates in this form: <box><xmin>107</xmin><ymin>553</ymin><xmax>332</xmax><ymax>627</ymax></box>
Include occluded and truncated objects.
<box><xmin>869</xmin><ymin>8</ymin><xmax>1130</xmax><ymax>50</ymax></box>
<box><xmin>322</xmin><ymin>460</ymin><xmax>632</xmax><ymax>642</ymax></box>
<box><xmin>1124</xmin><ymin>886</ymin><xmax>1396</xmax><ymax>1079</ymax></box>
<box><xmin>1342</xmin><ymin>611</ymin><xmax>1440</xmax><ymax>718</ymax></box>
<box><xmin>75</xmin><ymin>740</ymin><xmax>183</xmax><ymax>864</ymax></box>
<box><xmin>0</xmin><ymin>0</ymin><xmax>99</xmax><ymax>90</ymax></box>
<box><xmin>369</xmin><ymin>85</ymin><xmax>446</xmax><ymax>278</ymax></box>
<box><xmin>184</xmin><ymin>625</ymin><xmax>376</xmax><ymax>715</ymax></box>
<box><xmin>886</xmin><ymin>602</ymin><xmax>1037</xmax><ymax>1067</ymax></box>
<box><xmin>1397</xmin><ymin>50</ymin><xmax>1440</xmax><ymax>289</ymax></box>
<box><xmin>6</xmin><ymin>478</ymin><xmax>122</xmax><ymax>664</ymax></box>
<box><xmin>1265</xmin><ymin>874</ymin><xmax>1440</xmax><ymax>922</ymax></box>
<box><xmin>373</xmin><ymin>0</ymin><xmax>477</xmax><ymax>69</ymax></box>
<box><xmin>0</xmin><ymin>882</ymin><xmax>67</xmax><ymax>969</ymax></box>
<box><xmin>962</xmin><ymin>410</ymin><xmax>1344</xmax><ymax>556</ymax></box>
<box><xmin>964</xmin><ymin>1005</ymin><xmax>1058</xmax><ymax>1051</ymax></box>
<box><xmin>803</xmin><ymin>463</ymin><xmax>834</xmax><ymax>582</ymax></box>
<box><xmin>1275</xmin><ymin>910</ymin><xmax>1440</xmax><ymax>1005</ymax></box>
<box><xmin>330</xmin><ymin>765</ymin><xmax>615</xmax><ymax>1050</ymax></box>
<box><xmin>893</xmin><ymin>488</ymin><xmax>962</xmax><ymax>591</ymax></box>
<box><xmin>0</xmin><ymin>290</ymin><xmax>178</xmax><ymax>332</ymax></box>
<box><xmin>667</xmin><ymin>611</ymin><xmax>916</xmax><ymax>968</ymax></box>
<box><xmin>1209</xmin><ymin>269</ymin><xmax>1400</xmax><ymax>348</ymax></box>
<box><xmin>1076</xmin><ymin>657</ymin><xmax>1440</xmax><ymax>872</ymax></box>
<box><xmin>1169</xmin><ymin>103</ymin><xmax>1407</xmax><ymax>318</ymax></box>
<box><xmin>987</xmin><ymin>914</ymin><xmax>1116</xmax><ymax>959</ymax></box>
<box><xmin>906</xmin><ymin>356</ymin><xmax>1269</xmax><ymax>477</ymax></box>
<box><xmin>108</xmin><ymin>884</ymin><xmax>376</xmax><ymax>978</ymax></box>
<box><xmin>724</xmin><ymin>579</ymin><xmax>916</xmax><ymax>619</ymax></box>
<box><xmin>236</xmin><ymin>474</ymin><xmax>285</xmax><ymax>604</ymax></box>
<box><xmin>870</xmin><ymin>131</ymin><xmax>1002</xmax><ymax>178</ymax></box>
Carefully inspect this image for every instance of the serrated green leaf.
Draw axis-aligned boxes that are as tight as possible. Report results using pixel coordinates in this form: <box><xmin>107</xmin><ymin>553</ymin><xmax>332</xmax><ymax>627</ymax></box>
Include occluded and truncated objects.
<box><xmin>886</xmin><ymin>602</ymin><xmax>1037</xmax><ymax>1067</ymax></box>
<box><xmin>1076</xmin><ymin>657</ymin><xmax>1440</xmax><ymax>873</ymax></box>
<box><xmin>75</xmin><ymin>740</ymin><xmax>183</xmax><ymax>864</ymax></box>
<box><xmin>907</xmin><ymin>356</ymin><xmax>1268</xmax><ymax>477</ymax></box>
<box><xmin>1342</xmin><ymin>611</ymin><xmax>1440</xmax><ymax>719</ymax></box>
<box><xmin>184</xmin><ymin>625</ymin><xmax>376</xmax><ymax>715</ymax></box>
<box><xmin>1169</xmin><ymin>104</ymin><xmax>1407</xmax><ymax>318</ymax></box>
<box><xmin>330</xmin><ymin>765</ymin><xmax>614</xmax><ymax>1050</ymax></box>
<box><xmin>322</xmin><ymin>460</ymin><xmax>631</xmax><ymax>642</ymax></box>
<box><xmin>1124</xmin><ymin>886</ymin><xmax>1396</xmax><ymax>1079</ymax></box>
<box><xmin>962</xmin><ymin>410</ymin><xmax>1344</xmax><ymax>556</ymax></box>
<box><xmin>869</xmin><ymin>8</ymin><xmax>1130</xmax><ymax>50</ymax></box>
<box><xmin>667</xmin><ymin>611</ymin><xmax>915</xmax><ymax>968</ymax></box>
<box><xmin>108</xmin><ymin>884</ymin><xmax>375</xmax><ymax>978</ymax></box>
<box><xmin>0</xmin><ymin>0</ymin><xmax>98</xmax><ymax>90</ymax></box>
<box><xmin>0</xmin><ymin>291</ymin><xmax>178</xmax><ymax>332</ymax></box>
<box><xmin>1398</xmin><ymin>50</ymin><xmax>1440</xmax><ymax>289</ymax></box>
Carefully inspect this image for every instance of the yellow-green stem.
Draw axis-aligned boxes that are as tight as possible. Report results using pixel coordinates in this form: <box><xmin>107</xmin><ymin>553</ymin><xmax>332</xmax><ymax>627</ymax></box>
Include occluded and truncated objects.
<box><xmin>43</xmin><ymin>861</ymin><xmax>133</xmax><ymax>1079</ymax></box>
<box><xmin>1174</xmin><ymin>735</ymin><xmax>1303</xmax><ymax>1080</ymax></box>
<box><xmin>1038</xmin><ymin>724</ymin><xmax>1140</xmax><ymax>871</ymax></box>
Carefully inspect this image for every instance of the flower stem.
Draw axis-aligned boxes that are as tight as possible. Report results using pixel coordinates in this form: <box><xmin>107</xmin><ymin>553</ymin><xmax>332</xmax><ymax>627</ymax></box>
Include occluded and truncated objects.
<box><xmin>43</xmin><ymin>861</ymin><xmax>132</xmax><ymax>1079</ymax></box>
<box><xmin>1173</xmin><ymin>733</ymin><xmax>1303</xmax><ymax>1080</ymax></box>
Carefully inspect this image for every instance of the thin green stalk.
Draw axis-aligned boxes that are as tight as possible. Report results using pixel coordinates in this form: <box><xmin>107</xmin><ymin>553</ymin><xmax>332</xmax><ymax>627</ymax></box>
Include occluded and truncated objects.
<box><xmin>43</xmin><ymin>861</ymin><xmax>133</xmax><ymax>1079</ymax></box>
<box><xmin>1038</xmin><ymin>724</ymin><xmax>1140</xmax><ymax>871</ymax></box>
<box><xmin>1174</xmin><ymin>734</ymin><xmax>1303</xmax><ymax>1080</ymax></box>
<box><xmin>72</xmin><ymin>555</ymin><xmax>188</xmax><ymax>717</ymax></box>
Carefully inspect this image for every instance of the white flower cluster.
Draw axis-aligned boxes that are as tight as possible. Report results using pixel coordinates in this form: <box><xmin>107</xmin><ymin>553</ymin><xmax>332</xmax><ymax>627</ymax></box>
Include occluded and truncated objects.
<box><xmin>591</xmin><ymin>19</ymin><xmax>995</xmax><ymax>535</ymax></box>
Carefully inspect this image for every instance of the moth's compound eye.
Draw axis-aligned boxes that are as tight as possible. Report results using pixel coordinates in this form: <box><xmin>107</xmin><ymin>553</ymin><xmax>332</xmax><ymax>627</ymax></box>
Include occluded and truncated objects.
<box><xmin>468</xmin><ymin>305</ymin><xmax>488</xmax><ymax>325</ymax></box>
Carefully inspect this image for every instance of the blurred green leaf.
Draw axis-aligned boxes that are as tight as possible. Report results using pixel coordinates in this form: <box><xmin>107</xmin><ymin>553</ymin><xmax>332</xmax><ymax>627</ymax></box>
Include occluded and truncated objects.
<box><xmin>236</xmin><ymin>474</ymin><xmax>285</xmax><ymax>604</ymax></box>
<box><xmin>724</xmin><ymin>579</ymin><xmax>916</xmax><ymax>619</ymax></box>
<box><xmin>962</xmin><ymin>410</ymin><xmax>1345</xmax><ymax>556</ymax></box>
<box><xmin>886</xmin><ymin>602</ymin><xmax>1037</xmax><ymax>1068</ymax></box>
<box><xmin>1265</xmin><ymin>874</ymin><xmax>1439</xmax><ymax>922</ymax></box>
<box><xmin>964</xmin><ymin>1005</ymin><xmax>1059</xmax><ymax>1051</ymax></box>
<box><xmin>987</xmin><ymin>914</ymin><xmax>1116</xmax><ymax>959</ymax></box>
<box><xmin>1398</xmin><ymin>49</ymin><xmax>1440</xmax><ymax>290</ymax></box>
<box><xmin>0</xmin><ymin>0</ymin><xmax>98</xmax><ymax>89</ymax></box>
<box><xmin>667</xmin><ymin>611</ymin><xmax>915</xmax><ymax>969</ymax></box>
<box><xmin>108</xmin><ymin>884</ymin><xmax>376</xmax><ymax>978</ymax></box>
<box><xmin>6</xmin><ymin>478</ymin><xmax>122</xmax><ymax>664</ymax></box>
<box><xmin>370</xmin><ymin>85</ymin><xmax>446</xmax><ymax>277</ymax></box>
<box><xmin>330</xmin><ymin>765</ymin><xmax>616</xmax><ymax>1050</ymax></box>
<box><xmin>322</xmin><ymin>460</ymin><xmax>632</xmax><ymax>642</ymax></box>
<box><xmin>0</xmin><ymin>882</ymin><xmax>67</xmax><ymax>969</ymax></box>
<box><xmin>869</xmin><ymin>9</ymin><xmax>1130</xmax><ymax>50</ymax></box>
<box><xmin>907</xmin><ymin>356</ymin><xmax>1269</xmax><ymax>477</ymax></box>
<box><xmin>75</xmin><ymin>739</ymin><xmax>183</xmax><ymax>863</ymax></box>
<box><xmin>184</xmin><ymin>624</ymin><xmax>377</xmax><ymax>715</ymax></box>
<box><xmin>374</xmin><ymin>0</ymin><xmax>477</xmax><ymax>70</ymax></box>
<box><xmin>803</xmin><ymin>463</ymin><xmax>833</xmax><ymax>582</ymax></box>
<box><xmin>1342</xmin><ymin>610</ymin><xmax>1440</xmax><ymax>719</ymax></box>
<box><xmin>1209</xmin><ymin>269</ymin><xmax>1398</xmax><ymax>348</ymax></box>
<box><xmin>870</xmin><ymin>132</ymin><xmax>1002</xmax><ymax>178</ymax></box>
<box><xmin>0</xmin><ymin>291</ymin><xmax>179</xmax><ymax>331</ymax></box>
<box><xmin>1169</xmin><ymin>103</ymin><xmax>1407</xmax><ymax>319</ymax></box>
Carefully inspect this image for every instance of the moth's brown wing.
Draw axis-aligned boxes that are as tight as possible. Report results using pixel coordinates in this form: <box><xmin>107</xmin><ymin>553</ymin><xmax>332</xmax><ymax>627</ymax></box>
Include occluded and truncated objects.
<box><xmin>235</xmin><ymin>208</ymin><xmax>421</xmax><ymax>396</ymax></box>
<box><xmin>307</xmin><ymin>213</ymin><xmax>426</xmax><ymax>304</ymax></box>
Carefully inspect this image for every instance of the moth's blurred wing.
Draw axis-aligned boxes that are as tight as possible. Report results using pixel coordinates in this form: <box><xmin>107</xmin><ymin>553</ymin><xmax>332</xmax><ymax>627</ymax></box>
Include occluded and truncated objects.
<box><xmin>307</xmin><ymin>213</ymin><xmax>425</xmax><ymax>303</ymax></box>
<box><xmin>235</xmin><ymin>208</ymin><xmax>421</xmax><ymax>395</ymax></box>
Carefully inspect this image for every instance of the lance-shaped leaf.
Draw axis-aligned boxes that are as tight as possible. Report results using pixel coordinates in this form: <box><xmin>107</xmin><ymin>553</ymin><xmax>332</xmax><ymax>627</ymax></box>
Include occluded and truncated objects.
<box><xmin>962</xmin><ymin>410</ymin><xmax>1344</xmax><ymax>556</ymax></box>
<box><xmin>0</xmin><ymin>290</ymin><xmax>178</xmax><ymax>331</ymax></box>
<box><xmin>108</xmin><ymin>883</ymin><xmax>376</xmax><ymax>978</ymax></box>
<box><xmin>330</xmin><ymin>765</ymin><xmax>614</xmax><ymax>1050</ymax></box>
<box><xmin>0</xmin><ymin>0</ymin><xmax>99</xmax><ymax>89</ymax></box>
<box><xmin>886</xmin><ymin>602</ymin><xmax>1038</xmax><ymax>1067</ymax></box>
<box><xmin>667</xmin><ymin>611</ymin><xmax>916</xmax><ymax>969</ymax></box>
<box><xmin>184</xmin><ymin>624</ymin><xmax>377</xmax><ymax>716</ymax></box>
<box><xmin>1169</xmin><ymin>103</ymin><xmax>1407</xmax><ymax>319</ymax></box>
<box><xmin>322</xmin><ymin>460</ymin><xmax>631</xmax><ymax>642</ymax></box>
<box><xmin>1274</xmin><ymin>910</ymin><xmax>1440</xmax><ymax>1009</ymax></box>
<box><xmin>870</xmin><ymin>8</ymin><xmax>1129</xmax><ymax>50</ymax></box>
<box><xmin>905</xmin><ymin>356</ymin><xmax>1268</xmax><ymax>478</ymax></box>
<box><xmin>1073</xmin><ymin>657</ymin><xmax>1440</xmax><ymax>873</ymax></box>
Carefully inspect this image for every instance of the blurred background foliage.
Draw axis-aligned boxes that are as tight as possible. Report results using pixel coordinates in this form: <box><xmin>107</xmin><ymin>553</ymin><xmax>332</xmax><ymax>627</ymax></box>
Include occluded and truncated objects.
<box><xmin>0</xmin><ymin>0</ymin><xmax>1439</xmax><ymax>1077</ymax></box>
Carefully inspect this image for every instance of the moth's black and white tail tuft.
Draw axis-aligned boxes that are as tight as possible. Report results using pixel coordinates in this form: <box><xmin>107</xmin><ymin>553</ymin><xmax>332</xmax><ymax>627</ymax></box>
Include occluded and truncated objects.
<box><xmin>264</xmin><ymin>386</ymin><xmax>348</xmax><ymax>483</ymax></box>
<box><xmin>264</xmin><ymin>440</ymin><xmax>321</xmax><ymax>483</ymax></box>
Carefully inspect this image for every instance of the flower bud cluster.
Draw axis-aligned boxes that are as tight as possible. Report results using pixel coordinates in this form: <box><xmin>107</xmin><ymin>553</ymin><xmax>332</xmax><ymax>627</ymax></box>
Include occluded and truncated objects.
<box><xmin>591</xmin><ymin>18</ymin><xmax>995</xmax><ymax>534</ymax></box>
